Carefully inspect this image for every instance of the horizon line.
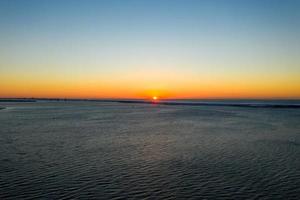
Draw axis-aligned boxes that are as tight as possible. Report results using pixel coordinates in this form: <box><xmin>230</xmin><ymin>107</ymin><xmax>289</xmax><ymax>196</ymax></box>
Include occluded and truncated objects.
<box><xmin>1</xmin><ymin>97</ymin><xmax>300</xmax><ymax>101</ymax></box>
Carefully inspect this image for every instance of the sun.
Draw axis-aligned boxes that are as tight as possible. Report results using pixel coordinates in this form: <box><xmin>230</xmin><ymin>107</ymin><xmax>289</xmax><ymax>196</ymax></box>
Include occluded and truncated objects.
<box><xmin>152</xmin><ymin>96</ymin><xmax>158</xmax><ymax>100</ymax></box>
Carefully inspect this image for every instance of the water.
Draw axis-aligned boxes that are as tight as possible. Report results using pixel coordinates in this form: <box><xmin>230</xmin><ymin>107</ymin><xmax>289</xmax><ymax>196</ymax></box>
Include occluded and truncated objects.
<box><xmin>0</xmin><ymin>101</ymin><xmax>300</xmax><ymax>199</ymax></box>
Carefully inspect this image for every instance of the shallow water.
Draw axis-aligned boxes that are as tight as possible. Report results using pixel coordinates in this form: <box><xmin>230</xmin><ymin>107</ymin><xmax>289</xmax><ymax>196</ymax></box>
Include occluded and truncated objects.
<box><xmin>0</xmin><ymin>101</ymin><xmax>300</xmax><ymax>199</ymax></box>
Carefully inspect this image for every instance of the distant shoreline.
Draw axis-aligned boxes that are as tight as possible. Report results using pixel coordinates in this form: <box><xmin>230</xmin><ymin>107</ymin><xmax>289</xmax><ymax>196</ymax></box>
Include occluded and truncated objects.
<box><xmin>1</xmin><ymin>98</ymin><xmax>300</xmax><ymax>109</ymax></box>
<box><xmin>0</xmin><ymin>99</ymin><xmax>36</xmax><ymax>102</ymax></box>
<box><xmin>1</xmin><ymin>97</ymin><xmax>300</xmax><ymax>102</ymax></box>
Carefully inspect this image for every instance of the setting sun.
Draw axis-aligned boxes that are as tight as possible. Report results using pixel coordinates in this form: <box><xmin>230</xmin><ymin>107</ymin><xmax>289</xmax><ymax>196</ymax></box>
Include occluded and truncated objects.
<box><xmin>0</xmin><ymin>1</ymin><xmax>300</xmax><ymax>199</ymax></box>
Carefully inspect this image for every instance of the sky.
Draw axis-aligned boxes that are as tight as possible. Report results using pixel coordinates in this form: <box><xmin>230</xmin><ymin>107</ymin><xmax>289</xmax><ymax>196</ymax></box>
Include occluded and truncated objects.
<box><xmin>0</xmin><ymin>0</ymin><xmax>300</xmax><ymax>99</ymax></box>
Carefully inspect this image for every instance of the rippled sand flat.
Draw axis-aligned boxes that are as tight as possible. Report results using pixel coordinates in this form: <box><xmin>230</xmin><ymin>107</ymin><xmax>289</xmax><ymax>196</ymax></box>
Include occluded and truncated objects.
<box><xmin>0</xmin><ymin>101</ymin><xmax>300</xmax><ymax>199</ymax></box>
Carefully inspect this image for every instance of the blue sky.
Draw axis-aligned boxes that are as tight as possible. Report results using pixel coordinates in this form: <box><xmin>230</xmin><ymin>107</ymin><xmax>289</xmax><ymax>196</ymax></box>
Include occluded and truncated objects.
<box><xmin>1</xmin><ymin>0</ymin><xmax>300</xmax><ymax>98</ymax></box>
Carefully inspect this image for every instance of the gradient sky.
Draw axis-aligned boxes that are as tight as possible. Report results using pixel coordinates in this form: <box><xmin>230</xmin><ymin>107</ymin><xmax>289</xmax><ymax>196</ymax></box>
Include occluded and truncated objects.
<box><xmin>1</xmin><ymin>0</ymin><xmax>300</xmax><ymax>99</ymax></box>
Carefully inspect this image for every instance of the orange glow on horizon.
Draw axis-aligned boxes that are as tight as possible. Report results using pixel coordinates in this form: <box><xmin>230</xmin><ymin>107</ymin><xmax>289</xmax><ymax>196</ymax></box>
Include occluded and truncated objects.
<box><xmin>1</xmin><ymin>1</ymin><xmax>300</xmax><ymax>101</ymax></box>
<box><xmin>1</xmin><ymin>71</ymin><xmax>300</xmax><ymax>99</ymax></box>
